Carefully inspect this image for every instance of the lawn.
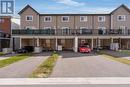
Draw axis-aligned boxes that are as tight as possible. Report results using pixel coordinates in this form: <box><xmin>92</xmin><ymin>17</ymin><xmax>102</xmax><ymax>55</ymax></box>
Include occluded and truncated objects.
<box><xmin>0</xmin><ymin>53</ymin><xmax>32</xmax><ymax>68</ymax></box>
<box><xmin>0</xmin><ymin>52</ymin><xmax>5</xmax><ymax>56</ymax></box>
<box><xmin>97</xmin><ymin>51</ymin><xmax>130</xmax><ymax>66</ymax></box>
<box><xmin>31</xmin><ymin>52</ymin><xmax>59</xmax><ymax>78</ymax></box>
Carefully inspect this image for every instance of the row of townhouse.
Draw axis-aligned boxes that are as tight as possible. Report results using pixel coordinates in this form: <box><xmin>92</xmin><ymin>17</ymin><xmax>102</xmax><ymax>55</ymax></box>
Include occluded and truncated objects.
<box><xmin>12</xmin><ymin>4</ymin><xmax>130</xmax><ymax>52</ymax></box>
<box><xmin>0</xmin><ymin>16</ymin><xmax>11</xmax><ymax>51</ymax></box>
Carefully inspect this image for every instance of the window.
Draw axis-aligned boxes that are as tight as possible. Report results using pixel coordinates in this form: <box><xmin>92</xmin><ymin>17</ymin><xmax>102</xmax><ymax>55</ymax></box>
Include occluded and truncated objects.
<box><xmin>62</xmin><ymin>27</ymin><xmax>69</xmax><ymax>34</ymax></box>
<box><xmin>98</xmin><ymin>16</ymin><xmax>105</xmax><ymax>22</ymax></box>
<box><xmin>98</xmin><ymin>27</ymin><xmax>106</xmax><ymax>34</ymax></box>
<box><xmin>25</xmin><ymin>26</ymin><xmax>35</xmax><ymax>29</ymax></box>
<box><xmin>119</xmin><ymin>26</ymin><xmax>126</xmax><ymax>29</ymax></box>
<box><xmin>26</xmin><ymin>15</ymin><xmax>33</xmax><ymax>21</ymax></box>
<box><xmin>117</xmin><ymin>15</ymin><xmax>126</xmax><ymax>21</ymax></box>
<box><xmin>44</xmin><ymin>16</ymin><xmax>52</xmax><ymax>22</ymax></box>
<box><xmin>0</xmin><ymin>18</ymin><xmax>4</xmax><ymax>23</ymax></box>
<box><xmin>62</xmin><ymin>16</ymin><xmax>69</xmax><ymax>22</ymax></box>
<box><xmin>80</xmin><ymin>16</ymin><xmax>87</xmax><ymax>22</ymax></box>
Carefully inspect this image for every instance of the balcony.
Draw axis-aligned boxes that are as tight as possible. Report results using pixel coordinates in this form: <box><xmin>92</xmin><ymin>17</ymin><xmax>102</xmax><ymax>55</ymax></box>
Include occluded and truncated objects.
<box><xmin>0</xmin><ymin>32</ymin><xmax>11</xmax><ymax>39</ymax></box>
<box><xmin>12</xmin><ymin>29</ymin><xmax>130</xmax><ymax>36</ymax></box>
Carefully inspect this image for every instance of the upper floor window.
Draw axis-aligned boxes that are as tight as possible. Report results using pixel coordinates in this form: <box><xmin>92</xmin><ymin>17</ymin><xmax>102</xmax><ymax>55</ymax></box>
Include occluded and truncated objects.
<box><xmin>25</xmin><ymin>26</ymin><xmax>35</xmax><ymax>29</ymax></box>
<box><xmin>117</xmin><ymin>15</ymin><xmax>126</xmax><ymax>21</ymax></box>
<box><xmin>62</xmin><ymin>16</ymin><xmax>69</xmax><ymax>22</ymax></box>
<box><xmin>80</xmin><ymin>16</ymin><xmax>87</xmax><ymax>22</ymax></box>
<box><xmin>98</xmin><ymin>16</ymin><xmax>105</xmax><ymax>22</ymax></box>
<box><xmin>44</xmin><ymin>16</ymin><xmax>52</xmax><ymax>22</ymax></box>
<box><xmin>26</xmin><ymin>15</ymin><xmax>33</xmax><ymax>21</ymax></box>
<box><xmin>0</xmin><ymin>18</ymin><xmax>4</xmax><ymax>23</ymax></box>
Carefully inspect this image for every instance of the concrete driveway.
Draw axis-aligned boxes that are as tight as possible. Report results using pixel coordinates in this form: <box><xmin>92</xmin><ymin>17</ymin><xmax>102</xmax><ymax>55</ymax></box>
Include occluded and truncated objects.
<box><xmin>0</xmin><ymin>52</ymin><xmax>51</xmax><ymax>78</ymax></box>
<box><xmin>51</xmin><ymin>52</ymin><xmax>130</xmax><ymax>77</ymax></box>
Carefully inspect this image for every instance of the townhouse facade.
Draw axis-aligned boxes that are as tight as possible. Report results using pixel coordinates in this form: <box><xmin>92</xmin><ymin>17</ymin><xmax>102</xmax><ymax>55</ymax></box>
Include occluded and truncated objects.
<box><xmin>12</xmin><ymin>4</ymin><xmax>130</xmax><ymax>52</ymax></box>
<box><xmin>0</xmin><ymin>16</ymin><xmax>11</xmax><ymax>51</ymax></box>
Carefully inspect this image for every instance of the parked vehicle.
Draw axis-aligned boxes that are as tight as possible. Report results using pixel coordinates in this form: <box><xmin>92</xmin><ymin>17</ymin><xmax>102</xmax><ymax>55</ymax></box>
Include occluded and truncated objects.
<box><xmin>79</xmin><ymin>45</ymin><xmax>91</xmax><ymax>53</ymax></box>
<box><xmin>17</xmin><ymin>46</ymin><xmax>34</xmax><ymax>53</ymax></box>
<box><xmin>17</xmin><ymin>48</ymin><xmax>28</xmax><ymax>53</ymax></box>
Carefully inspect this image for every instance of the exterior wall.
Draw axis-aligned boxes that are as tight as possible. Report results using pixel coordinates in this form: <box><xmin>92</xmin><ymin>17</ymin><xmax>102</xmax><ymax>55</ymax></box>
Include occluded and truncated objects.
<box><xmin>39</xmin><ymin>16</ymin><xmax>57</xmax><ymax>29</ymax></box>
<box><xmin>93</xmin><ymin>15</ymin><xmax>111</xmax><ymax>29</ymax></box>
<box><xmin>20</xmin><ymin>7</ymin><xmax>39</xmax><ymax>29</ymax></box>
<box><xmin>0</xmin><ymin>16</ymin><xmax>11</xmax><ymax>34</ymax></box>
<box><xmin>57</xmin><ymin>16</ymin><xmax>75</xmax><ymax>29</ymax></box>
<box><xmin>112</xmin><ymin>7</ymin><xmax>130</xmax><ymax>29</ymax></box>
<box><xmin>75</xmin><ymin>16</ymin><xmax>93</xmax><ymax>29</ymax></box>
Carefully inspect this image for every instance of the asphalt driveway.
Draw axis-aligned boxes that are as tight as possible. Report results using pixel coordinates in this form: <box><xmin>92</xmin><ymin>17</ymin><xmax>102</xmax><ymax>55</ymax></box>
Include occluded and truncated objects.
<box><xmin>0</xmin><ymin>52</ymin><xmax>51</xmax><ymax>78</ymax></box>
<box><xmin>51</xmin><ymin>52</ymin><xmax>130</xmax><ymax>77</ymax></box>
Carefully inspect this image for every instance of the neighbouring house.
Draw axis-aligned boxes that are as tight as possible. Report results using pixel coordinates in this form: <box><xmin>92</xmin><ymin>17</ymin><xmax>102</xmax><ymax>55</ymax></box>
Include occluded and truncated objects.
<box><xmin>12</xmin><ymin>4</ymin><xmax>130</xmax><ymax>52</ymax></box>
<box><xmin>0</xmin><ymin>16</ymin><xmax>11</xmax><ymax>51</ymax></box>
<box><xmin>11</xmin><ymin>17</ymin><xmax>20</xmax><ymax>50</ymax></box>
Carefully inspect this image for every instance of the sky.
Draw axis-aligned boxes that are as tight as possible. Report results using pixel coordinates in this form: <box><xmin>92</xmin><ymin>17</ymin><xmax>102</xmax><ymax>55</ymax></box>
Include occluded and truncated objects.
<box><xmin>15</xmin><ymin>0</ymin><xmax>130</xmax><ymax>15</ymax></box>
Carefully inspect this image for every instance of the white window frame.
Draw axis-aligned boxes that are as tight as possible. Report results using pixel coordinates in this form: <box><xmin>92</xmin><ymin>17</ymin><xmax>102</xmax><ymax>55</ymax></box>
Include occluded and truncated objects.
<box><xmin>117</xmin><ymin>15</ymin><xmax>126</xmax><ymax>21</ymax></box>
<box><xmin>62</xmin><ymin>27</ymin><xmax>70</xmax><ymax>34</ymax></box>
<box><xmin>80</xmin><ymin>16</ymin><xmax>87</xmax><ymax>22</ymax></box>
<box><xmin>98</xmin><ymin>16</ymin><xmax>105</xmax><ymax>22</ymax></box>
<box><xmin>26</xmin><ymin>15</ymin><xmax>33</xmax><ymax>21</ymax></box>
<box><xmin>61</xmin><ymin>16</ymin><xmax>69</xmax><ymax>22</ymax></box>
<box><xmin>44</xmin><ymin>16</ymin><xmax>52</xmax><ymax>22</ymax></box>
<box><xmin>119</xmin><ymin>26</ymin><xmax>126</xmax><ymax>29</ymax></box>
<box><xmin>44</xmin><ymin>27</ymin><xmax>52</xmax><ymax>29</ymax></box>
<box><xmin>25</xmin><ymin>26</ymin><xmax>35</xmax><ymax>29</ymax></box>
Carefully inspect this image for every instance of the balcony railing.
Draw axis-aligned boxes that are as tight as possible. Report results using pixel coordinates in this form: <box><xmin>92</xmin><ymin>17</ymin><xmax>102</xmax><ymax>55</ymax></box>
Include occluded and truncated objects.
<box><xmin>0</xmin><ymin>31</ymin><xmax>11</xmax><ymax>38</ymax></box>
<box><xmin>12</xmin><ymin>29</ymin><xmax>130</xmax><ymax>36</ymax></box>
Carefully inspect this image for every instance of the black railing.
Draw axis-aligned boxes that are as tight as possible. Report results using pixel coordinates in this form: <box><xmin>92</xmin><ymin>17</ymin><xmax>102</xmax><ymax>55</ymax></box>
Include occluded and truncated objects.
<box><xmin>12</xmin><ymin>29</ymin><xmax>130</xmax><ymax>36</ymax></box>
<box><xmin>0</xmin><ymin>31</ymin><xmax>11</xmax><ymax>38</ymax></box>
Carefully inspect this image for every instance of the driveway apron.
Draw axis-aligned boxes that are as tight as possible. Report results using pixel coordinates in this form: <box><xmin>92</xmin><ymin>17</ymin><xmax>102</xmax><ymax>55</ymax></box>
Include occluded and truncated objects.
<box><xmin>0</xmin><ymin>53</ymin><xmax>50</xmax><ymax>78</ymax></box>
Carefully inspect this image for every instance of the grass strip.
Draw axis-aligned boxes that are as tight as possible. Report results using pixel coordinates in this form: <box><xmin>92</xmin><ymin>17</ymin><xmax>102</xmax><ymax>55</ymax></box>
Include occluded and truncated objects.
<box><xmin>97</xmin><ymin>51</ymin><xmax>130</xmax><ymax>65</ymax></box>
<box><xmin>0</xmin><ymin>53</ymin><xmax>31</xmax><ymax>68</ymax></box>
<box><xmin>31</xmin><ymin>52</ymin><xmax>59</xmax><ymax>78</ymax></box>
<box><xmin>0</xmin><ymin>52</ymin><xmax>5</xmax><ymax>56</ymax></box>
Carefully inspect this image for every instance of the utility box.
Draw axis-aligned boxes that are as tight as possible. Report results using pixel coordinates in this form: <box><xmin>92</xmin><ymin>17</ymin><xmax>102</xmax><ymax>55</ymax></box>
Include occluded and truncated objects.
<box><xmin>58</xmin><ymin>45</ymin><xmax>62</xmax><ymax>51</ymax></box>
<box><xmin>2</xmin><ymin>48</ymin><xmax>12</xmax><ymax>54</ymax></box>
<box><xmin>110</xmin><ymin>43</ymin><xmax>119</xmax><ymax>51</ymax></box>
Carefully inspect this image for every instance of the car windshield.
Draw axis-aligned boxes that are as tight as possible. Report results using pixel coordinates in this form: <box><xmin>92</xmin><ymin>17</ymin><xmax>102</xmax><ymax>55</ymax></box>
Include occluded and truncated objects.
<box><xmin>80</xmin><ymin>45</ymin><xmax>89</xmax><ymax>48</ymax></box>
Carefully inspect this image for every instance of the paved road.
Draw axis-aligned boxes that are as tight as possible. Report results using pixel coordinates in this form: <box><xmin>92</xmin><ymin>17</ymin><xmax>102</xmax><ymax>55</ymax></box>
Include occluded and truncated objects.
<box><xmin>0</xmin><ymin>85</ymin><xmax>130</xmax><ymax>87</ymax></box>
<box><xmin>51</xmin><ymin>52</ymin><xmax>130</xmax><ymax>77</ymax></box>
<box><xmin>0</xmin><ymin>53</ymin><xmax>50</xmax><ymax>78</ymax></box>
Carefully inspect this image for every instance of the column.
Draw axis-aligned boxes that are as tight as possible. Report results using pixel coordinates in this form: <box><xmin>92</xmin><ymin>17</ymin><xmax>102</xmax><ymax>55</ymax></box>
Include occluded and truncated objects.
<box><xmin>55</xmin><ymin>38</ymin><xmax>58</xmax><ymax>51</ymax></box>
<box><xmin>74</xmin><ymin>37</ymin><xmax>78</xmax><ymax>52</ymax></box>
<box><xmin>91</xmin><ymin>38</ymin><xmax>93</xmax><ymax>50</ymax></box>
<box><xmin>98</xmin><ymin>38</ymin><xmax>101</xmax><ymax>47</ymax></box>
<box><xmin>111</xmin><ymin>38</ymin><xmax>113</xmax><ymax>43</ymax></box>
<box><xmin>20</xmin><ymin>37</ymin><xmax>22</xmax><ymax>49</ymax></box>
<box><xmin>37</xmin><ymin>38</ymin><xmax>39</xmax><ymax>47</ymax></box>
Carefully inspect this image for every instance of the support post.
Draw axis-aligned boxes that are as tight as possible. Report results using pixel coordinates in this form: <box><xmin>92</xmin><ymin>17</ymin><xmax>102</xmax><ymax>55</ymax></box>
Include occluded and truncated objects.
<box><xmin>55</xmin><ymin>38</ymin><xmax>58</xmax><ymax>51</ymax></box>
<box><xmin>37</xmin><ymin>38</ymin><xmax>40</xmax><ymax>47</ymax></box>
<box><xmin>20</xmin><ymin>37</ymin><xmax>22</xmax><ymax>49</ymax></box>
<box><xmin>74</xmin><ymin>37</ymin><xmax>78</xmax><ymax>52</ymax></box>
<box><xmin>91</xmin><ymin>38</ymin><xmax>93</xmax><ymax>50</ymax></box>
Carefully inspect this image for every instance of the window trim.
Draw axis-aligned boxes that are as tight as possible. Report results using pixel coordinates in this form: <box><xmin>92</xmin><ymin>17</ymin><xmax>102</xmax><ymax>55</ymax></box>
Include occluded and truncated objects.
<box><xmin>80</xmin><ymin>16</ymin><xmax>88</xmax><ymax>22</ymax></box>
<box><xmin>44</xmin><ymin>27</ymin><xmax>52</xmax><ymax>29</ymax></box>
<box><xmin>98</xmin><ymin>16</ymin><xmax>105</xmax><ymax>22</ymax></box>
<box><xmin>25</xmin><ymin>26</ymin><xmax>35</xmax><ymax>29</ymax></box>
<box><xmin>61</xmin><ymin>16</ymin><xmax>69</xmax><ymax>22</ymax></box>
<box><xmin>44</xmin><ymin>16</ymin><xmax>52</xmax><ymax>22</ymax></box>
<box><xmin>26</xmin><ymin>15</ymin><xmax>33</xmax><ymax>21</ymax></box>
<box><xmin>98</xmin><ymin>27</ymin><xmax>106</xmax><ymax>29</ymax></box>
<box><xmin>117</xmin><ymin>15</ymin><xmax>126</xmax><ymax>21</ymax></box>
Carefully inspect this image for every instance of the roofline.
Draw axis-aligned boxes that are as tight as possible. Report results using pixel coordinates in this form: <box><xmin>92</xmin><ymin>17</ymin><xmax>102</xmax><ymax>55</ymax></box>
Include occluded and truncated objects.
<box><xmin>18</xmin><ymin>5</ymin><xmax>39</xmax><ymax>15</ymax></box>
<box><xmin>110</xmin><ymin>4</ymin><xmax>130</xmax><ymax>14</ymax></box>
<box><xmin>39</xmin><ymin>14</ymin><xmax>110</xmax><ymax>16</ymax></box>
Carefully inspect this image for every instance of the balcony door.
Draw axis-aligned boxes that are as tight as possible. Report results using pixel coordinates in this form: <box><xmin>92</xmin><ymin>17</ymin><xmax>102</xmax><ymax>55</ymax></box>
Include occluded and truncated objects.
<box><xmin>98</xmin><ymin>27</ymin><xmax>106</xmax><ymax>35</ymax></box>
<box><xmin>62</xmin><ymin>27</ymin><xmax>70</xmax><ymax>35</ymax></box>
